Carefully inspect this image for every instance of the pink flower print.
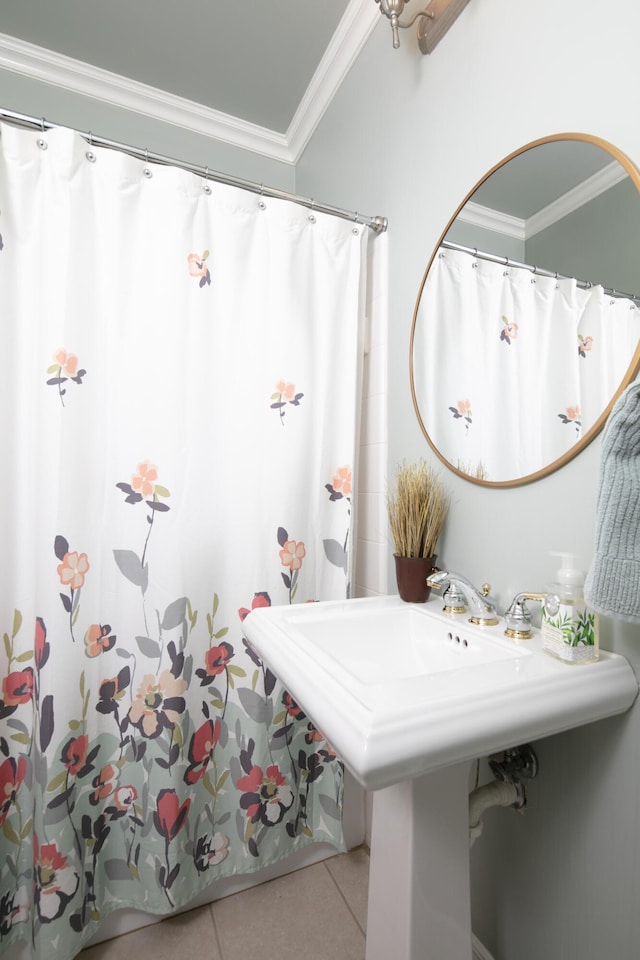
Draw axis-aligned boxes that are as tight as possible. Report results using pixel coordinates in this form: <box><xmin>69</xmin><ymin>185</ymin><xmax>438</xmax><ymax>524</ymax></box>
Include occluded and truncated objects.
<box><xmin>558</xmin><ymin>404</ymin><xmax>582</xmax><ymax>437</ymax></box>
<box><xmin>578</xmin><ymin>334</ymin><xmax>594</xmax><ymax>358</ymax></box>
<box><xmin>131</xmin><ymin>461</ymin><xmax>158</xmax><ymax>499</ymax></box>
<box><xmin>110</xmin><ymin>785</ymin><xmax>138</xmax><ymax>816</ymax></box>
<box><xmin>127</xmin><ymin>669</ymin><xmax>187</xmax><ymax>739</ymax></box>
<box><xmin>34</xmin><ymin>837</ymin><xmax>79</xmax><ymax>923</ymax></box>
<box><xmin>46</xmin><ymin>348</ymin><xmax>86</xmax><ymax>406</ymax></box>
<box><xmin>84</xmin><ymin>623</ymin><xmax>116</xmax><ymax>658</ymax></box>
<box><xmin>55</xmin><ymin>537</ymin><xmax>89</xmax><ymax>642</ymax></box>
<box><xmin>60</xmin><ymin>734</ymin><xmax>91</xmax><ymax>777</ymax></box>
<box><xmin>279</xmin><ymin>539</ymin><xmax>306</xmax><ymax>571</ymax></box>
<box><xmin>500</xmin><ymin>316</ymin><xmax>519</xmax><ymax>344</ymax></box>
<box><xmin>57</xmin><ymin>551</ymin><xmax>89</xmax><ymax>591</ymax></box>
<box><xmin>271</xmin><ymin>379</ymin><xmax>304</xmax><ymax>425</ymax></box>
<box><xmin>278</xmin><ymin>527</ymin><xmax>305</xmax><ymax>603</ymax></box>
<box><xmin>449</xmin><ymin>398</ymin><xmax>472</xmax><ymax>433</ymax></box>
<box><xmin>326</xmin><ymin>464</ymin><xmax>352</xmax><ymax>501</ymax></box>
<box><xmin>188</xmin><ymin>251</ymin><xmax>211</xmax><ymax>287</ymax></box>
<box><xmin>53</xmin><ymin>349</ymin><xmax>79</xmax><ymax>376</ymax></box>
<box><xmin>283</xmin><ymin>691</ymin><xmax>306</xmax><ymax>720</ymax></box>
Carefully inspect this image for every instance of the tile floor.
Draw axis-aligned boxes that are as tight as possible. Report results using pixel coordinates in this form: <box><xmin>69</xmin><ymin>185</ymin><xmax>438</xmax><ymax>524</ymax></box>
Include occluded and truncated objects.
<box><xmin>80</xmin><ymin>846</ymin><xmax>370</xmax><ymax>960</ymax></box>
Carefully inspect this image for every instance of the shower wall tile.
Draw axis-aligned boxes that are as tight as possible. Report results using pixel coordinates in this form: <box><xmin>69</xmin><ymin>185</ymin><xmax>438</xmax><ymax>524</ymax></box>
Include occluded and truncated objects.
<box><xmin>356</xmin><ymin>492</ymin><xmax>389</xmax><ymax>545</ymax></box>
<box><xmin>354</xmin><ymin>538</ymin><xmax>388</xmax><ymax>596</ymax></box>
<box><xmin>358</xmin><ymin>441</ymin><xmax>387</xmax><ymax>496</ymax></box>
<box><xmin>360</xmin><ymin>391</ymin><xmax>387</xmax><ymax>445</ymax></box>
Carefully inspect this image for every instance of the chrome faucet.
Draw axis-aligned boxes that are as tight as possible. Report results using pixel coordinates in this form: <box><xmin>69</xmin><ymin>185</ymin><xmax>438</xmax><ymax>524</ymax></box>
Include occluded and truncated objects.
<box><xmin>427</xmin><ymin>570</ymin><xmax>499</xmax><ymax>625</ymax></box>
<box><xmin>503</xmin><ymin>592</ymin><xmax>548</xmax><ymax>639</ymax></box>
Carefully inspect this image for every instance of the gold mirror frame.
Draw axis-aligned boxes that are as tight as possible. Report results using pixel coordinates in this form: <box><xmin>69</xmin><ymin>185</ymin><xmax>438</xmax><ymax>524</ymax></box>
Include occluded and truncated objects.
<box><xmin>410</xmin><ymin>132</ymin><xmax>640</xmax><ymax>487</ymax></box>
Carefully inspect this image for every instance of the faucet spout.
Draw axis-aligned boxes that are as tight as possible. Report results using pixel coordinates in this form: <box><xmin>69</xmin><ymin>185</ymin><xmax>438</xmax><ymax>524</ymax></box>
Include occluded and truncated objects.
<box><xmin>427</xmin><ymin>570</ymin><xmax>499</xmax><ymax>625</ymax></box>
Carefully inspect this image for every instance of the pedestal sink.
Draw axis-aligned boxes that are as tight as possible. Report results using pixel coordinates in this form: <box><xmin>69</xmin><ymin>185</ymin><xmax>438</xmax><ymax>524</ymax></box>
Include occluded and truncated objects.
<box><xmin>243</xmin><ymin>595</ymin><xmax>638</xmax><ymax>959</ymax></box>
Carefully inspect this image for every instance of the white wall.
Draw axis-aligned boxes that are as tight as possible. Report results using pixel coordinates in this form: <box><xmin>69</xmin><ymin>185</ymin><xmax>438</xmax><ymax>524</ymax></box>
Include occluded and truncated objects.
<box><xmin>296</xmin><ymin>2</ymin><xmax>640</xmax><ymax>958</ymax></box>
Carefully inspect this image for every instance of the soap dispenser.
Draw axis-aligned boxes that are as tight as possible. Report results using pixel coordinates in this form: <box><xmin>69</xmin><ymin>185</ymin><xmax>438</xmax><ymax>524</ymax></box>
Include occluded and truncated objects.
<box><xmin>541</xmin><ymin>552</ymin><xmax>599</xmax><ymax>664</ymax></box>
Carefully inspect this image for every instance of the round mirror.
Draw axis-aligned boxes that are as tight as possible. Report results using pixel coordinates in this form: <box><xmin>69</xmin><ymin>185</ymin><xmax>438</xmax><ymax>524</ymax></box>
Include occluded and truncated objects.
<box><xmin>411</xmin><ymin>133</ymin><xmax>640</xmax><ymax>486</ymax></box>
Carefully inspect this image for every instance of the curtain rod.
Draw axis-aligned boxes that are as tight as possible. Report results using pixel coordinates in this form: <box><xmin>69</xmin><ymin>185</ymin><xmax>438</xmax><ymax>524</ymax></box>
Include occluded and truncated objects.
<box><xmin>442</xmin><ymin>239</ymin><xmax>640</xmax><ymax>305</ymax></box>
<box><xmin>0</xmin><ymin>107</ymin><xmax>388</xmax><ymax>234</ymax></box>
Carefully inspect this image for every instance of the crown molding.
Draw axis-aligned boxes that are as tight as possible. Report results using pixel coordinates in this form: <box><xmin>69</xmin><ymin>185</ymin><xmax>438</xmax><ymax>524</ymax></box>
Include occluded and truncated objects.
<box><xmin>286</xmin><ymin>0</ymin><xmax>380</xmax><ymax>161</ymax></box>
<box><xmin>457</xmin><ymin>162</ymin><xmax>628</xmax><ymax>241</ymax></box>
<box><xmin>457</xmin><ymin>200</ymin><xmax>525</xmax><ymax>240</ymax></box>
<box><xmin>0</xmin><ymin>0</ymin><xmax>379</xmax><ymax>166</ymax></box>
<box><xmin>526</xmin><ymin>160</ymin><xmax>627</xmax><ymax>238</ymax></box>
<box><xmin>0</xmin><ymin>31</ymin><xmax>293</xmax><ymax>162</ymax></box>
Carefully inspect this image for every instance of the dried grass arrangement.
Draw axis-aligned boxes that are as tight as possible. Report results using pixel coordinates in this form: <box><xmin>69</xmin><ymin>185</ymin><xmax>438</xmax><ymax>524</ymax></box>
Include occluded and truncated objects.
<box><xmin>387</xmin><ymin>459</ymin><xmax>449</xmax><ymax>559</ymax></box>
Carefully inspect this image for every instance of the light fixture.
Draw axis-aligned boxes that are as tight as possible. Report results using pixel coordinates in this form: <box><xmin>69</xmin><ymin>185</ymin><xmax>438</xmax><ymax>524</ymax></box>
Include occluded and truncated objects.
<box><xmin>375</xmin><ymin>0</ymin><xmax>472</xmax><ymax>54</ymax></box>
<box><xmin>375</xmin><ymin>0</ymin><xmax>433</xmax><ymax>49</ymax></box>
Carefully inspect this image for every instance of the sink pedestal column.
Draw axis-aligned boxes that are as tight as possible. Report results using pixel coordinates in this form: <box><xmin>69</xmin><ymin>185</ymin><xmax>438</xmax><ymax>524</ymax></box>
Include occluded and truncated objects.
<box><xmin>366</xmin><ymin>762</ymin><xmax>473</xmax><ymax>960</ymax></box>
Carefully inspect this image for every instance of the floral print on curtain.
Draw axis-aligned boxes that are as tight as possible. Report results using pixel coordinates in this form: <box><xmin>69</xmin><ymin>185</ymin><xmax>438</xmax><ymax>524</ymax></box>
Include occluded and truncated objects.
<box><xmin>0</xmin><ymin>122</ymin><xmax>368</xmax><ymax>959</ymax></box>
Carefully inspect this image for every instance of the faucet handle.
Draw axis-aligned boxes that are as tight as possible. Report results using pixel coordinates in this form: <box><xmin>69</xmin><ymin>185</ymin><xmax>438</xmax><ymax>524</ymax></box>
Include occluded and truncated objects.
<box><xmin>442</xmin><ymin>583</ymin><xmax>467</xmax><ymax>615</ymax></box>
<box><xmin>504</xmin><ymin>591</ymin><xmax>548</xmax><ymax>639</ymax></box>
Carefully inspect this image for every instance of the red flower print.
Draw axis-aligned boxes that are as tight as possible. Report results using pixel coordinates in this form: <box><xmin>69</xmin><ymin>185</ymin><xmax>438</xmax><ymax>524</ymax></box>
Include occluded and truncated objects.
<box><xmin>127</xmin><ymin>669</ymin><xmax>187</xmax><ymax>739</ymax></box>
<box><xmin>237</xmin><ymin>763</ymin><xmax>294</xmax><ymax>826</ymax></box>
<box><xmin>84</xmin><ymin>623</ymin><xmax>116</xmax><ymax>658</ymax></box>
<box><xmin>0</xmin><ymin>756</ymin><xmax>27</xmax><ymax>826</ymax></box>
<box><xmin>33</xmin><ymin>836</ymin><xmax>79</xmax><ymax>923</ymax></box>
<box><xmin>283</xmin><ymin>692</ymin><xmax>306</xmax><ymax>721</ymax></box>
<box><xmin>2</xmin><ymin>669</ymin><xmax>34</xmax><ymax>706</ymax></box>
<box><xmin>154</xmin><ymin>788</ymin><xmax>191</xmax><ymax>840</ymax></box>
<box><xmin>61</xmin><ymin>734</ymin><xmax>90</xmax><ymax>777</ymax></box>
<box><xmin>279</xmin><ymin>539</ymin><xmax>306</xmax><ymax>572</ymax></box>
<box><xmin>184</xmin><ymin>718</ymin><xmax>221</xmax><ymax>784</ymax></box>
<box><xmin>91</xmin><ymin>763</ymin><xmax>118</xmax><ymax>804</ymax></box>
<box><xmin>238</xmin><ymin>591</ymin><xmax>271</xmax><ymax>622</ymax></box>
<box><xmin>131</xmin><ymin>461</ymin><xmax>158</xmax><ymax>499</ymax></box>
<box><xmin>57</xmin><ymin>551</ymin><xmax>89</xmax><ymax>590</ymax></box>
<box><xmin>198</xmin><ymin>642</ymin><xmax>234</xmax><ymax>683</ymax></box>
<box><xmin>34</xmin><ymin>617</ymin><xmax>49</xmax><ymax>671</ymax></box>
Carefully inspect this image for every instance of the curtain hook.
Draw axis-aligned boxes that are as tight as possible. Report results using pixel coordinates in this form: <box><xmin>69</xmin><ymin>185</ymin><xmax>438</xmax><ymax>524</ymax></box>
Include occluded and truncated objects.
<box><xmin>258</xmin><ymin>184</ymin><xmax>266</xmax><ymax>209</ymax></box>
<box><xmin>41</xmin><ymin>117</ymin><xmax>45</xmax><ymax>133</ymax></box>
<box><xmin>202</xmin><ymin>165</ymin><xmax>212</xmax><ymax>195</ymax></box>
<box><xmin>308</xmin><ymin>199</ymin><xmax>316</xmax><ymax>223</ymax></box>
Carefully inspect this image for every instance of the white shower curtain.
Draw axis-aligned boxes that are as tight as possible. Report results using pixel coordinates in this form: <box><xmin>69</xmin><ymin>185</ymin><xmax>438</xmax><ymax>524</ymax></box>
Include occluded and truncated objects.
<box><xmin>0</xmin><ymin>122</ymin><xmax>368</xmax><ymax>959</ymax></box>
<box><xmin>416</xmin><ymin>247</ymin><xmax>640</xmax><ymax>481</ymax></box>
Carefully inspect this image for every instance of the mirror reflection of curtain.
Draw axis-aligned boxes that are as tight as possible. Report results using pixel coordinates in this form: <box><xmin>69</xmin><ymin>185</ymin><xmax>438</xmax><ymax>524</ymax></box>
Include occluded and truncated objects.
<box><xmin>417</xmin><ymin>247</ymin><xmax>640</xmax><ymax>482</ymax></box>
<box><xmin>0</xmin><ymin>122</ymin><xmax>369</xmax><ymax>959</ymax></box>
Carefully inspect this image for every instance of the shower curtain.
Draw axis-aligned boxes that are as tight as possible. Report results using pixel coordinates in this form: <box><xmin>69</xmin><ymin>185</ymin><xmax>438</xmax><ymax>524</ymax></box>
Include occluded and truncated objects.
<box><xmin>0</xmin><ymin>123</ymin><xmax>368</xmax><ymax>959</ymax></box>
<box><xmin>417</xmin><ymin>246</ymin><xmax>640</xmax><ymax>481</ymax></box>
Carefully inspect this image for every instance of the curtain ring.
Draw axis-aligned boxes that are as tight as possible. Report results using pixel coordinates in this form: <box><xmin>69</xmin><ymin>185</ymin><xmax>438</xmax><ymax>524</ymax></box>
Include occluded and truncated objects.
<box><xmin>202</xmin><ymin>165</ymin><xmax>212</xmax><ymax>195</ymax></box>
<box><xmin>41</xmin><ymin>117</ymin><xmax>46</xmax><ymax>133</ymax></box>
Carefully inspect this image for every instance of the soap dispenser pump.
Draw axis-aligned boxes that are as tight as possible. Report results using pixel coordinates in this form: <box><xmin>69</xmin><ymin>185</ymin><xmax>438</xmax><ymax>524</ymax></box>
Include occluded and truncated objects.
<box><xmin>541</xmin><ymin>552</ymin><xmax>599</xmax><ymax>663</ymax></box>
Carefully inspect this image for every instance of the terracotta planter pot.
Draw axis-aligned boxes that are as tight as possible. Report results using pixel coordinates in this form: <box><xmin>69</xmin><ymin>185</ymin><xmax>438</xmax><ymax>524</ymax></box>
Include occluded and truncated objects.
<box><xmin>394</xmin><ymin>555</ymin><xmax>438</xmax><ymax>603</ymax></box>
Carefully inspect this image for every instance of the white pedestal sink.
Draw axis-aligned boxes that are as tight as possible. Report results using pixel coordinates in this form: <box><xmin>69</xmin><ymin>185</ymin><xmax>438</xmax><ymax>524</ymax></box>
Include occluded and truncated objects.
<box><xmin>243</xmin><ymin>595</ymin><xmax>638</xmax><ymax>959</ymax></box>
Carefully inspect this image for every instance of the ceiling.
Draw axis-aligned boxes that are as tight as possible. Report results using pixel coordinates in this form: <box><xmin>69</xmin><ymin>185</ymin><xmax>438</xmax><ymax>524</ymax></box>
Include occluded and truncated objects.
<box><xmin>0</xmin><ymin>0</ymin><xmax>374</xmax><ymax>159</ymax></box>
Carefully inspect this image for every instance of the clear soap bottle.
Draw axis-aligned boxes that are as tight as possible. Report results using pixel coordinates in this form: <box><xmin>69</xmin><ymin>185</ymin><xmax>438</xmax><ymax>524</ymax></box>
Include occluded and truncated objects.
<box><xmin>541</xmin><ymin>552</ymin><xmax>599</xmax><ymax>664</ymax></box>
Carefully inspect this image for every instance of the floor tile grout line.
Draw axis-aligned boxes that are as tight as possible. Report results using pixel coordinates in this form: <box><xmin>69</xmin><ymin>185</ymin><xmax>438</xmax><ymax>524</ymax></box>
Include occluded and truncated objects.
<box><xmin>322</xmin><ymin>860</ymin><xmax>367</xmax><ymax>938</ymax></box>
<box><xmin>208</xmin><ymin>902</ymin><xmax>225</xmax><ymax>960</ymax></box>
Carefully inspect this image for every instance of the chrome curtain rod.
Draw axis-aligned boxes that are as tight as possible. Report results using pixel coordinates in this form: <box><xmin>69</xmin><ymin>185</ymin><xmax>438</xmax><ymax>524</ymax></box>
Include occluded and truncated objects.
<box><xmin>0</xmin><ymin>107</ymin><xmax>388</xmax><ymax>234</ymax></box>
<box><xmin>442</xmin><ymin>239</ymin><xmax>640</xmax><ymax>304</ymax></box>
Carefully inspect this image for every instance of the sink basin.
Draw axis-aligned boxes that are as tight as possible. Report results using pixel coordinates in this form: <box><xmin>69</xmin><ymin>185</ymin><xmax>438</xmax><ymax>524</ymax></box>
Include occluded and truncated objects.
<box><xmin>244</xmin><ymin>594</ymin><xmax>638</xmax><ymax>791</ymax></box>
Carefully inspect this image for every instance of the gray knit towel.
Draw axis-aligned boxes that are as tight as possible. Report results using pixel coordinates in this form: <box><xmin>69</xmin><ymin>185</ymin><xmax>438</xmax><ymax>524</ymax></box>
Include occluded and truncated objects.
<box><xmin>584</xmin><ymin>380</ymin><xmax>640</xmax><ymax>622</ymax></box>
